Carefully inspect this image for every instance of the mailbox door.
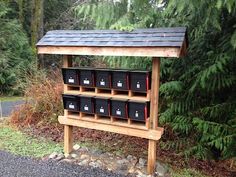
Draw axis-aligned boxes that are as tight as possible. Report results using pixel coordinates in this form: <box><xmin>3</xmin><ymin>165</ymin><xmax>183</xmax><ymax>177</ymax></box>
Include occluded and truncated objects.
<box><xmin>62</xmin><ymin>94</ymin><xmax>80</xmax><ymax>112</ymax></box>
<box><xmin>95</xmin><ymin>71</ymin><xmax>111</xmax><ymax>89</ymax></box>
<box><xmin>111</xmin><ymin>100</ymin><xmax>128</xmax><ymax>118</ymax></box>
<box><xmin>95</xmin><ymin>98</ymin><xmax>110</xmax><ymax>116</ymax></box>
<box><xmin>128</xmin><ymin>101</ymin><xmax>149</xmax><ymax>121</ymax></box>
<box><xmin>80</xmin><ymin>96</ymin><xmax>94</xmax><ymax>113</ymax></box>
<box><xmin>62</xmin><ymin>68</ymin><xmax>79</xmax><ymax>85</ymax></box>
<box><xmin>80</xmin><ymin>70</ymin><xmax>95</xmax><ymax>87</ymax></box>
<box><xmin>112</xmin><ymin>72</ymin><xmax>129</xmax><ymax>90</ymax></box>
<box><xmin>130</xmin><ymin>72</ymin><xmax>150</xmax><ymax>92</ymax></box>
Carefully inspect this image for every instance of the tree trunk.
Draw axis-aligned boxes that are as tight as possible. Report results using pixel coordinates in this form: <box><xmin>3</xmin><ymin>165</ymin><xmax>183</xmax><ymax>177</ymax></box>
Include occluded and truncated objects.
<box><xmin>127</xmin><ymin>0</ymin><xmax>131</xmax><ymax>12</ymax></box>
<box><xmin>31</xmin><ymin>0</ymin><xmax>44</xmax><ymax>67</ymax></box>
<box><xmin>18</xmin><ymin>0</ymin><xmax>24</xmax><ymax>25</ymax></box>
<box><xmin>31</xmin><ymin>0</ymin><xmax>44</xmax><ymax>47</ymax></box>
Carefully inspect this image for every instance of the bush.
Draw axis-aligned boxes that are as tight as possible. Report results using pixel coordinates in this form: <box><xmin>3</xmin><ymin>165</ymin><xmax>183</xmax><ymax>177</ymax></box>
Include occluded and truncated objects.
<box><xmin>11</xmin><ymin>69</ymin><xmax>63</xmax><ymax>126</ymax></box>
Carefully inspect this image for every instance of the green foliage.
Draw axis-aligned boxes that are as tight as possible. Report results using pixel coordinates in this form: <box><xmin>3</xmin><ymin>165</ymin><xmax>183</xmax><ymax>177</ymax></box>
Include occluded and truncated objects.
<box><xmin>0</xmin><ymin>96</ymin><xmax>23</xmax><ymax>102</ymax></box>
<box><xmin>170</xmin><ymin>168</ymin><xmax>210</xmax><ymax>177</ymax></box>
<box><xmin>0</xmin><ymin>1</ymin><xmax>34</xmax><ymax>95</ymax></box>
<box><xmin>160</xmin><ymin>0</ymin><xmax>236</xmax><ymax>160</ymax></box>
<box><xmin>74</xmin><ymin>0</ymin><xmax>236</xmax><ymax>160</ymax></box>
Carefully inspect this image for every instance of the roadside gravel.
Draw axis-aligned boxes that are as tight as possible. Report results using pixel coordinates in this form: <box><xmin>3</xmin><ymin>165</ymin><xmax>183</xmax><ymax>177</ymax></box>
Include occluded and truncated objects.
<box><xmin>0</xmin><ymin>100</ymin><xmax>24</xmax><ymax>117</ymax></box>
<box><xmin>0</xmin><ymin>150</ymin><xmax>126</xmax><ymax>177</ymax></box>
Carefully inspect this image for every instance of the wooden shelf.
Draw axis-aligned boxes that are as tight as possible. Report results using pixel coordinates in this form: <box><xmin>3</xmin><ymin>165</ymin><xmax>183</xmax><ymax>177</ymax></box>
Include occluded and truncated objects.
<box><xmin>66</xmin><ymin>111</ymin><xmax>149</xmax><ymax>130</ymax></box>
<box><xmin>65</xmin><ymin>85</ymin><xmax>150</xmax><ymax>101</ymax></box>
<box><xmin>58</xmin><ymin>115</ymin><xmax>163</xmax><ymax>141</ymax></box>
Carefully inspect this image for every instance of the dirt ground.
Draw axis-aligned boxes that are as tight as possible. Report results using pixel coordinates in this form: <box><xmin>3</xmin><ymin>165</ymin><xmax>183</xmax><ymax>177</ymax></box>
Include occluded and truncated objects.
<box><xmin>21</xmin><ymin>123</ymin><xmax>236</xmax><ymax>177</ymax></box>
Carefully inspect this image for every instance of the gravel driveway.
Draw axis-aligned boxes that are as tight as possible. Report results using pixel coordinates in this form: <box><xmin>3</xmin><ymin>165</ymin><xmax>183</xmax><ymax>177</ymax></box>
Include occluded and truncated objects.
<box><xmin>0</xmin><ymin>150</ymin><xmax>126</xmax><ymax>177</ymax></box>
<box><xmin>0</xmin><ymin>100</ymin><xmax>25</xmax><ymax>117</ymax></box>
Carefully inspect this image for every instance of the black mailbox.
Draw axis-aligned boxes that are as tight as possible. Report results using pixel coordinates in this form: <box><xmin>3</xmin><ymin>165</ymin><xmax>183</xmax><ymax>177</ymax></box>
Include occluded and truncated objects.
<box><xmin>95</xmin><ymin>97</ymin><xmax>110</xmax><ymax>116</ymax></box>
<box><xmin>62</xmin><ymin>68</ymin><xmax>79</xmax><ymax>85</ymax></box>
<box><xmin>111</xmin><ymin>99</ymin><xmax>128</xmax><ymax>118</ymax></box>
<box><xmin>62</xmin><ymin>94</ymin><xmax>80</xmax><ymax>112</ymax></box>
<box><xmin>130</xmin><ymin>70</ymin><xmax>151</xmax><ymax>92</ymax></box>
<box><xmin>128</xmin><ymin>101</ymin><xmax>150</xmax><ymax>122</ymax></box>
<box><xmin>80</xmin><ymin>96</ymin><xmax>95</xmax><ymax>114</ymax></box>
<box><xmin>95</xmin><ymin>68</ymin><xmax>111</xmax><ymax>89</ymax></box>
<box><xmin>112</xmin><ymin>69</ymin><xmax>129</xmax><ymax>90</ymax></box>
<box><xmin>79</xmin><ymin>68</ymin><xmax>95</xmax><ymax>87</ymax></box>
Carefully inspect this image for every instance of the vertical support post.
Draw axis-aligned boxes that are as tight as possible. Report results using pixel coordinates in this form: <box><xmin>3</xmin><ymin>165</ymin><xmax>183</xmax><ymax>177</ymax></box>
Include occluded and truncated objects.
<box><xmin>147</xmin><ymin>57</ymin><xmax>160</xmax><ymax>174</ymax></box>
<box><xmin>64</xmin><ymin>124</ymin><xmax>73</xmax><ymax>154</ymax></box>
<box><xmin>63</xmin><ymin>55</ymin><xmax>73</xmax><ymax>154</ymax></box>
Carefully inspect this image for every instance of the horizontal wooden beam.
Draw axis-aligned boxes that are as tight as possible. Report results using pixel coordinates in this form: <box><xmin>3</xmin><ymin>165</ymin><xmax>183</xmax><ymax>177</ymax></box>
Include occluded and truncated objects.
<box><xmin>37</xmin><ymin>46</ymin><xmax>180</xmax><ymax>57</ymax></box>
<box><xmin>64</xmin><ymin>89</ymin><xmax>150</xmax><ymax>102</ymax></box>
<box><xmin>58</xmin><ymin>116</ymin><xmax>163</xmax><ymax>141</ymax></box>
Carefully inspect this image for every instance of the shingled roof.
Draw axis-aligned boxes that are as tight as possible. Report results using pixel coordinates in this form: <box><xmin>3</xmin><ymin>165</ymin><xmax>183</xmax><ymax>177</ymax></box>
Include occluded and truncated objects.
<box><xmin>37</xmin><ymin>27</ymin><xmax>187</xmax><ymax>47</ymax></box>
<box><xmin>36</xmin><ymin>27</ymin><xmax>188</xmax><ymax>57</ymax></box>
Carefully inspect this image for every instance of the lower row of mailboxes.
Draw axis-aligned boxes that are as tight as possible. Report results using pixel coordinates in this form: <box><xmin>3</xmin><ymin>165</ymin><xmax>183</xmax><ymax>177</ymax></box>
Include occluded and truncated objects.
<box><xmin>63</xmin><ymin>94</ymin><xmax>150</xmax><ymax>122</ymax></box>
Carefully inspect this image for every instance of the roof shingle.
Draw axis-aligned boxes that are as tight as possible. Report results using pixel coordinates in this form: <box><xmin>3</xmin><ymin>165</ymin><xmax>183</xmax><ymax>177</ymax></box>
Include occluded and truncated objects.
<box><xmin>36</xmin><ymin>27</ymin><xmax>187</xmax><ymax>47</ymax></box>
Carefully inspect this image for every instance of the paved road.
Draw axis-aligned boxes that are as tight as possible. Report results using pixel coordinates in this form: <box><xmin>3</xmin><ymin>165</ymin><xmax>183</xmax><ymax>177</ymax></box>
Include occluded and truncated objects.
<box><xmin>0</xmin><ymin>100</ymin><xmax>25</xmax><ymax>117</ymax></box>
<box><xmin>0</xmin><ymin>151</ymin><xmax>126</xmax><ymax>177</ymax></box>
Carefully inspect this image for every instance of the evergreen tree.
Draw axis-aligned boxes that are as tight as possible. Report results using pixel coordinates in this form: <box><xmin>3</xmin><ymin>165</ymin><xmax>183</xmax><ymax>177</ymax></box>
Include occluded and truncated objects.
<box><xmin>0</xmin><ymin>1</ymin><xmax>34</xmax><ymax>95</ymax></box>
<box><xmin>74</xmin><ymin>0</ymin><xmax>236</xmax><ymax>160</ymax></box>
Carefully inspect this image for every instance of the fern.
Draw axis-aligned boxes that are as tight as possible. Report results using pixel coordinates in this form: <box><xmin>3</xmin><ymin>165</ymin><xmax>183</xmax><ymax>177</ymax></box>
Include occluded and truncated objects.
<box><xmin>160</xmin><ymin>81</ymin><xmax>184</xmax><ymax>96</ymax></box>
<box><xmin>73</xmin><ymin>0</ymin><xmax>236</xmax><ymax>160</ymax></box>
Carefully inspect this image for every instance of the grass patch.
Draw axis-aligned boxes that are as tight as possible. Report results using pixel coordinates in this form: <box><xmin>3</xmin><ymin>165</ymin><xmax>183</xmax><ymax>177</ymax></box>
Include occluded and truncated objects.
<box><xmin>0</xmin><ymin>124</ymin><xmax>63</xmax><ymax>158</ymax></box>
<box><xmin>0</xmin><ymin>120</ymin><xmax>213</xmax><ymax>176</ymax></box>
<box><xmin>0</xmin><ymin>96</ymin><xmax>24</xmax><ymax>102</ymax></box>
<box><xmin>170</xmin><ymin>168</ymin><xmax>210</xmax><ymax>177</ymax></box>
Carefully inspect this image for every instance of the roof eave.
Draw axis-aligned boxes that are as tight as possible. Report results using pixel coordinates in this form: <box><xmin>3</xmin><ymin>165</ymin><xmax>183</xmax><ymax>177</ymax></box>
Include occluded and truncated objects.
<box><xmin>37</xmin><ymin>45</ymin><xmax>182</xmax><ymax>58</ymax></box>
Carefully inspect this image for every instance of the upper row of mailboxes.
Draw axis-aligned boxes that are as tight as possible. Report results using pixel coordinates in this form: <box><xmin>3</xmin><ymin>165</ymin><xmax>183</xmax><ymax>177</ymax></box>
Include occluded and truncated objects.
<box><xmin>62</xmin><ymin>68</ymin><xmax>151</xmax><ymax>92</ymax></box>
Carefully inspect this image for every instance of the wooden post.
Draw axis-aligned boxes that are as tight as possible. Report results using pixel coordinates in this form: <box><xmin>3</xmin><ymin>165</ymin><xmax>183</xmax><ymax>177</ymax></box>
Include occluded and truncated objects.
<box><xmin>147</xmin><ymin>57</ymin><xmax>160</xmax><ymax>174</ymax></box>
<box><xmin>63</xmin><ymin>55</ymin><xmax>73</xmax><ymax>154</ymax></box>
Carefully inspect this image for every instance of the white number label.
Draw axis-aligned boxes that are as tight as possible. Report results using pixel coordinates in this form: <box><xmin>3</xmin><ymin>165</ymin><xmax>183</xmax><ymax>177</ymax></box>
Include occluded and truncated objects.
<box><xmin>116</xmin><ymin>110</ymin><xmax>121</xmax><ymax>115</ymax></box>
<box><xmin>84</xmin><ymin>106</ymin><xmax>89</xmax><ymax>111</ymax></box>
<box><xmin>100</xmin><ymin>81</ymin><xmax>105</xmax><ymax>86</ymax></box>
<box><xmin>117</xmin><ymin>82</ymin><xmax>123</xmax><ymax>87</ymax></box>
<box><xmin>100</xmin><ymin>108</ymin><xmax>105</xmax><ymax>113</ymax></box>
<box><xmin>68</xmin><ymin>78</ymin><xmax>75</xmax><ymax>83</ymax></box>
<box><xmin>69</xmin><ymin>104</ymin><xmax>75</xmax><ymax>109</ymax></box>
<box><xmin>136</xmin><ymin>83</ymin><xmax>140</xmax><ymax>88</ymax></box>
<box><xmin>83</xmin><ymin>80</ymin><xmax>90</xmax><ymax>84</ymax></box>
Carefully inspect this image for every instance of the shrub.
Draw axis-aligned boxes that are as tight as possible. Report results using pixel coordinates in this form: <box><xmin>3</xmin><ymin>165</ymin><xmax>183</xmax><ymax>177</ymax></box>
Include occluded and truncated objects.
<box><xmin>11</xmin><ymin>69</ymin><xmax>63</xmax><ymax>126</ymax></box>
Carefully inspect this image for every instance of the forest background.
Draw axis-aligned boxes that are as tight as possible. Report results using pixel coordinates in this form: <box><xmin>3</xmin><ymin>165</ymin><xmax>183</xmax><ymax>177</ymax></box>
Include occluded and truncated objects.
<box><xmin>0</xmin><ymin>0</ymin><xmax>235</xmax><ymax>170</ymax></box>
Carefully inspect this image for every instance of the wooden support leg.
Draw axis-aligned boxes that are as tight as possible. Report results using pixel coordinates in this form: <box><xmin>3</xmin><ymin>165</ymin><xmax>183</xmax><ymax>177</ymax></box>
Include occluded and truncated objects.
<box><xmin>63</xmin><ymin>55</ymin><xmax>73</xmax><ymax>155</ymax></box>
<box><xmin>64</xmin><ymin>125</ymin><xmax>73</xmax><ymax>154</ymax></box>
<box><xmin>147</xmin><ymin>140</ymin><xmax>157</xmax><ymax>174</ymax></box>
<box><xmin>147</xmin><ymin>57</ymin><xmax>160</xmax><ymax>174</ymax></box>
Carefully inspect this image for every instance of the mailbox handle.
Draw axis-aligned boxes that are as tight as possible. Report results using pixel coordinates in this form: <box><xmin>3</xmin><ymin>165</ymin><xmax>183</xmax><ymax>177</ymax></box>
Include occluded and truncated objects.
<box><xmin>146</xmin><ymin>74</ymin><xmax>149</xmax><ymax>91</ymax></box>
<box><xmin>126</xmin><ymin>74</ymin><xmax>129</xmax><ymax>90</ymax></box>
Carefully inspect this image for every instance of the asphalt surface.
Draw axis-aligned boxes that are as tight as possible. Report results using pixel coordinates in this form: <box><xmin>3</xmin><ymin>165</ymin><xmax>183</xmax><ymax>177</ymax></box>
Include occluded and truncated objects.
<box><xmin>0</xmin><ymin>100</ymin><xmax>25</xmax><ymax>117</ymax></box>
<box><xmin>0</xmin><ymin>151</ymin><xmax>126</xmax><ymax>177</ymax></box>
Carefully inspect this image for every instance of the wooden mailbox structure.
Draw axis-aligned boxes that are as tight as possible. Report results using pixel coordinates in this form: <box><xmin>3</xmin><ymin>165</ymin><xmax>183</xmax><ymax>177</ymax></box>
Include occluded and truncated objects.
<box><xmin>37</xmin><ymin>27</ymin><xmax>187</xmax><ymax>174</ymax></box>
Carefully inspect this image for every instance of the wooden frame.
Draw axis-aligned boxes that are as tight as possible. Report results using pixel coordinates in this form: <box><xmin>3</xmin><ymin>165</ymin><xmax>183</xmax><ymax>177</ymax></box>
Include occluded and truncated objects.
<box><xmin>37</xmin><ymin>29</ymin><xmax>187</xmax><ymax>174</ymax></box>
<box><xmin>64</xmin><ymin>86</ymin><xmax>151</xmax><ymax>101</ymax></box>
<box><xmin>60</xmin><ymin>55</ymin><xmax>163</xmax><ymax>174</ymax></box>
<box><xmin>148</xmin><ymin>57</ymin><xmax>160</xmax><ymax>173</ymax></box>
<box><xmin>37</xmin><ymin>46</ymin><xmax>183</xmax><ymax>57</ymax></box>
<box><xmin>59</xmin><ymin>116</ymin><xmax>163</xmax><ymax>141</ymax></box>
<box><xmin>63</xmin><ymin>55</ymin><xmax>73</xmax><ymax>154</ymax></box>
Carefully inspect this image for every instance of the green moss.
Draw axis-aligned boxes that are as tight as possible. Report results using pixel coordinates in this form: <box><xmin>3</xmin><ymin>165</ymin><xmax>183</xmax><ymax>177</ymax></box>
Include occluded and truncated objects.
<box><xmin>0</xmin><ymin>125</ymin><xmax>63</xmax><ymax>158</ymax></box>
<box><xmin>171</xmin><ymin>168</ymin><xmax>210</xmax><ymax>177</ymax></box>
